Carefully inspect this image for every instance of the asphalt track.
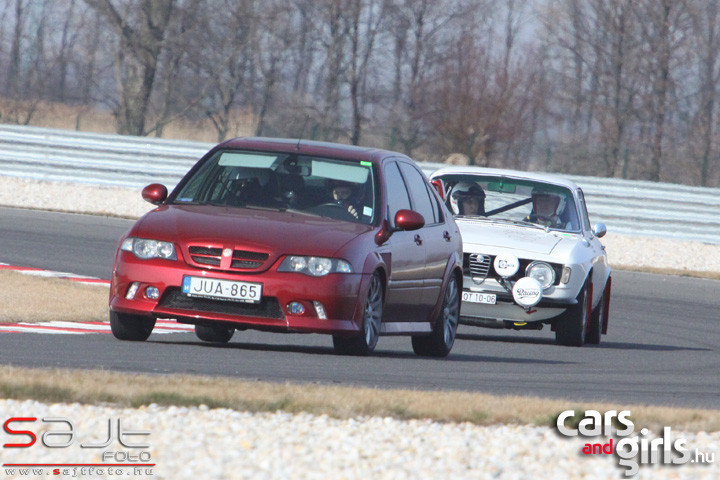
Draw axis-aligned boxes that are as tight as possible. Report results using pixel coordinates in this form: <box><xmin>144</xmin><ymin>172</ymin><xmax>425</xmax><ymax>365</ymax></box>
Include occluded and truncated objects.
<box><xmin>1</xmin><ymin>206</ymin><xmax>719</xmax><ymax>408</ymax></box>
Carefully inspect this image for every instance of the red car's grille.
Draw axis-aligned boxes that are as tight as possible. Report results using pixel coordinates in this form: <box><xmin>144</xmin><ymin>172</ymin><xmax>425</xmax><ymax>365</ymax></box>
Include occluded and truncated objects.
<box><xmin>159</xmin><ymin>288</ymin><xmax>284</xmax><ymax>319</ymax></box>
<box><xmin>188</xmin><ymin>246</ymin><xmax>270</xmax><ymax>271</ymax></box>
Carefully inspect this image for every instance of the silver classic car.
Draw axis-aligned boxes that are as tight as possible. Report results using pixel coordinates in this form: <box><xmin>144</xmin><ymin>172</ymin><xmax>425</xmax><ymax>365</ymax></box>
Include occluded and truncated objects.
<box><xmin>430</xmin><ymin>167</ymin><xmax>611</xmax><ymax>346</ymax></box>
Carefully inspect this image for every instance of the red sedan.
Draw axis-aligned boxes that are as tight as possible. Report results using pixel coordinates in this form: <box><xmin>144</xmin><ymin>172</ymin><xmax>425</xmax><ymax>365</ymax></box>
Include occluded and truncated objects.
<box><xmin>110</xmin><ymin>137</ymin><xmax>463</xmax><ymax>356</ymax></box>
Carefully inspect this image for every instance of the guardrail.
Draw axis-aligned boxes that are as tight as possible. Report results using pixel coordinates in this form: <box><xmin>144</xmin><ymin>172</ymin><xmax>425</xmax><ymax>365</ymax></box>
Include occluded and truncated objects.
<box><xmin>0</xmin><ymin>124</ymin><xmax>718</xmax><ymax>244</ymax></box>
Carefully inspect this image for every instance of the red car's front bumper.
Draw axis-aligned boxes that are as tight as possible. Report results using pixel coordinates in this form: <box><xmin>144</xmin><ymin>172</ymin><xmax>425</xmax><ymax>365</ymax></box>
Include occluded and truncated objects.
<box><xmin>110</xmin><ymin>252</ymin><xmax>365</xmax><ymax>334</ymax></box>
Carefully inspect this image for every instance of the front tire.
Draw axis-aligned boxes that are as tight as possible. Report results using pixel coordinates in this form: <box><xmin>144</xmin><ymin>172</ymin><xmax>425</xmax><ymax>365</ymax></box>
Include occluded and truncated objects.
<box><xmin>585</xmin><ymin>290</ymin><xmax>603</xmax><ymax>345</ymax></box>
<box><xmin>333</xmin><ymin>272</ymin><xmax>383</xmax><ymax>356</ymax></box>
<box><xmin>412</xmin><ymin>275</ymin><xmax>460</xmax><ymax>357</ymax></box>
<box><xmin>110</xmin><ymin>311</ymin><xmax>155</xmax><ymax>341</ymax></box>
<box><xmin>195</xmin><ymin>324</ymin><xmax>235</xmax><ymax>343</ymax></box>
<box><xmin>586</xmin><ymin>282</ymin><xmax>609</xmax><ymax>345</ymax></box>
<box><xmin>555</xmin><ymin>280</ymin><xmax>590</xmax><ymax>347</ymax></box>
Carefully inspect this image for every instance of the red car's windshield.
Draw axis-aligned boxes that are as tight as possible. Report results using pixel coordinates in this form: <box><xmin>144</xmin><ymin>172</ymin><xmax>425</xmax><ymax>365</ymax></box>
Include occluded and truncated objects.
<box><xmin>172</xmin><ymin>150</ymin><xmax>377</xmax><ymax>225</ymax></box>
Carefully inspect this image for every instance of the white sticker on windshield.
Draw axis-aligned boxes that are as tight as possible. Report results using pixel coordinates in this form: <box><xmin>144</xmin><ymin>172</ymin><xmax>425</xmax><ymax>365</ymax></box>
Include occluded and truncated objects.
<box><xmin>363</xmin><ymin>206</ymin><xmax>373</xmax><ymax>217</ymax></box>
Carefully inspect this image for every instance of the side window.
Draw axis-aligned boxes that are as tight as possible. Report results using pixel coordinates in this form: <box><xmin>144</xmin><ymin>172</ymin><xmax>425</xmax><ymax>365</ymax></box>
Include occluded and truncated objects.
<box><xmin>398</xmin><ymin>162</ymin><xmax>438</xmax><ymax>224</ymax></box>
<box><xmin>577</xmin><ymin>189</ymin><xmax>591</xmax><ymax>232</ymax></box>
<box><xmin>383</xmin><ymin>162</ymin><xmax>412</xmax><ymax>227</ymax></box>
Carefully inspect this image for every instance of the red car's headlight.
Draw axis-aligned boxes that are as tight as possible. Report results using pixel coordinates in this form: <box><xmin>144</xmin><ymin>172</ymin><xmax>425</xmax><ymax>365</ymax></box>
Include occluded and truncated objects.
<box><xmin>121</xmin><ymin>237</ymin><xmax>177</xmax><ymax>261</ymax></box>
<box><xmin>278</xmin><ymin>256</ymin><xmax>352</xmax><ymax>276</ymax></box>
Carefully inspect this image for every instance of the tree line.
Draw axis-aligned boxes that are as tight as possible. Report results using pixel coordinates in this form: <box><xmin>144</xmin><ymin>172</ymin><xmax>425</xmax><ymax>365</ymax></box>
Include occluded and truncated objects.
<box><xmin>1</xmin><ymin>0</ymin><xmax>718</xmax><ymax>187</ymax></box>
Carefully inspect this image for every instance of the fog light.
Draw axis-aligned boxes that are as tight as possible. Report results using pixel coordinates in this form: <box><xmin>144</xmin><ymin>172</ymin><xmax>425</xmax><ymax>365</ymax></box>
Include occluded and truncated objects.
<box><xmin>125</xmin><ymin>282</ymin><xmax>140</xmax><ymax>299</ymax></box>
<box><xmin>313</xmin><ymin>301</ymin><xmax>327</xmax><ymax>320</ymax></box>
<box><xmin>494</xmin><ymin>253</ymin><xmax>519</xmax><ymax>278</ymax></box>
<box><xmin>145</xmin><ymin>286</ymin><xmax>160</xmax><ymax>300</ymax></box>
<box><xmin>288</xmin><ymin>302</ymin><xmax>305</xmax><ymax>315</ymax></box>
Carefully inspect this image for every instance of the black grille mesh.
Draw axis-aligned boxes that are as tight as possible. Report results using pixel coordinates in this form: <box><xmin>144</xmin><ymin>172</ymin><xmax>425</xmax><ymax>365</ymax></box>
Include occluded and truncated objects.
<box><xmin>158</xmin><ymin>288</ymin><xmax>285</xmax><ymax>319</ymax></box>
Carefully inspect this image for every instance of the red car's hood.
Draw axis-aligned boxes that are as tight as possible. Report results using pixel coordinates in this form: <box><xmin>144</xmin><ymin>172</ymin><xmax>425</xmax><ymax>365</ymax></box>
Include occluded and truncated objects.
<box><xmin>133</xmin><ymin>205</ymin><xmax>373</xmax><ymax>269</ymax></box>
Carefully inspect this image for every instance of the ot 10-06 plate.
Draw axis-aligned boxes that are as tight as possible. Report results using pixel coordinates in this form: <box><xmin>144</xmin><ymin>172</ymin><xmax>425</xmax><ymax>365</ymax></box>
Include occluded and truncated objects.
<box><xmin>182</xmin><ymin>276</ymin><xmax>262</xmax><ymax>303</ymax></box>
<box><xmin>462</xmin><ymin>291</ymin><xmax>497</xmax><ymax>304</ymax></box>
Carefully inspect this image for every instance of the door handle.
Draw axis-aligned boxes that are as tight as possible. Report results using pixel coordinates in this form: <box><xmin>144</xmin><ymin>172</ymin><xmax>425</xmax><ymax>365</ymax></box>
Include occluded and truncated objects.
<box><xmin>443</xmin><ymin>230</ymin><xmax>451</xmax><ymax>242</ymax></box>
<box><xmin>414</xmin><ymin>234</ymin><xmax>423</xmax><ymax>245</ymax></box>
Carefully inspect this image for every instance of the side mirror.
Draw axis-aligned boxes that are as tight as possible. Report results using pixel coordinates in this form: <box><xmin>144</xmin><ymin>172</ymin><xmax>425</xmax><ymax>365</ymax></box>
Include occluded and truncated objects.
<box><xmin>395</xmin><ymin>209</ymin><xmax>425</xmax><ymax>231</ymax></box>
<box><xmin>142</xmin><ymin>184</ymin><xmax>168</xmax><ymax>205</ymax></box>
<box><xmin>592</xmin><ymin>223</ymin><xmax>607</xmax><ymax>238</ymax></box>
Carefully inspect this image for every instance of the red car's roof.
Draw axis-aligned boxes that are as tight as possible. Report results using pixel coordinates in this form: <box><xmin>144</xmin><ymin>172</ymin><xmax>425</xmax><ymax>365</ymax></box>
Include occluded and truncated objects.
<box><xmin>218</xmin><ymin>137</ymin><xmax>402</xmax><ymax>163</ymax></box>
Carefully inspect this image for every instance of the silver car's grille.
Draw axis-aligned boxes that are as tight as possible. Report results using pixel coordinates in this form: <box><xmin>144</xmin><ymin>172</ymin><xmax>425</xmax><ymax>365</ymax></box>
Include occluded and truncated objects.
<box><xmin>463</xmin><ymin>252</ymin><xmax>564</xmax><ymax>286</ymax></box>
<box><xmin>465</xmin><ymin>253</ymin><xmax>491</xmax><ymax>282</ymax></box>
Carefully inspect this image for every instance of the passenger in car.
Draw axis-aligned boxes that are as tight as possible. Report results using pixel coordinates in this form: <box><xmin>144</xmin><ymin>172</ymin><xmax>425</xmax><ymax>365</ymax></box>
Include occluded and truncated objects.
<box><xmin>450</xmin><ymin>182</ymin><xmax>486</xmax><ymax>216</ymax></box>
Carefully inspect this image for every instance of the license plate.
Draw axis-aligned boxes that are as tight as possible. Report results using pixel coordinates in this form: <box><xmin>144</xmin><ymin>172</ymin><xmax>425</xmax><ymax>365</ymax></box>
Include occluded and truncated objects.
<box><xmin>182</xmin><ymin>276</ymin><xmax>262</xmax><ymax>303</ymax></box>
<box><xmin>462</xmin><ymin>291</ymin><xmax>497</xmax><ymax>305</ymax></box>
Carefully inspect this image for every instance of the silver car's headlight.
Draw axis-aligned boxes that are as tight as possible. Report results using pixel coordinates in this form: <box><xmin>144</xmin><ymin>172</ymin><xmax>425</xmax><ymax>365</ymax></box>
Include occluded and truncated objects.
<box><xmin>121</xmin><ymin>237</ymin><xmax>177</xmax><ymax>260</ymax></box>
<box><xmin>526</xmin><ymin>261</ymin><xmax>555</xmax><ymax>289</ymax></box>
<box><xmin>278</xmin><ymin>256</ymin><xmax>352</xmax><ymax>276</ymax></box>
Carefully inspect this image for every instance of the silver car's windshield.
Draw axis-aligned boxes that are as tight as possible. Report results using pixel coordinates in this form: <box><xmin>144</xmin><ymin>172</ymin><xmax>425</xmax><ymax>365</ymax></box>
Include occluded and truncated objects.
<box><xmin>171</xmin><ymin>150</ymin><xmax>377</xmax><ymax>225</ymax></box>
<box><xmin>437</xmin><ymin>174</ymin><xmax>581</xmax><ymax>232</ymax></box>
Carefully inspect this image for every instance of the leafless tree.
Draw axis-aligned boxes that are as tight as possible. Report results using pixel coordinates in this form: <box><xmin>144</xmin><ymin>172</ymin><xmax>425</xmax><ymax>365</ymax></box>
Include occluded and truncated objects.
<box><xmin>427</xmin><ymin>2</ymin><xmax>542</xmax><ymax>167</ymax></box>
<box><xmin>383</xmin><ymin>0</ymin><xmax>464</xmax><ymax>156</ymax></box>
<box><xmin>347</xmin><ymin>0</ymin><xmax>386</xmax><ymax>145</ymax></box>
<box><xmin>83</xmin><ymin>0</ymin><xmax>176</xmax><ymax>136</ymax></box>
<box><xmin>687</xmin><ymin>0</ymin><xmax>720</xmax><ymax>186</ymax></box>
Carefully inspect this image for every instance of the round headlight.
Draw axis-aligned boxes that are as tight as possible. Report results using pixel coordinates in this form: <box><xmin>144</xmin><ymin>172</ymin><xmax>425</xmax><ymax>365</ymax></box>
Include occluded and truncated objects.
<box><xmin>526</xmin><ymin>262</ymin><xmax>555</xmax><ymax>289</ymax></box>
<box><xmin>158</xmin><ymin>242</ymin><xmax>175</xmax><ymax>259</ymax></box>
<box><xmin>133</xmin><ymin>239</ymin><xmax>158</xmax><ymax>259</ymax></box>
<box><xmin>287</xmin><ymin>256</ymin><xmax>308</xmax><ymax>272</ymax></box>
<box><xmin>307</xmin><ymin>257</ymin><xmax>333</xmax><ymax>276</ymax></box>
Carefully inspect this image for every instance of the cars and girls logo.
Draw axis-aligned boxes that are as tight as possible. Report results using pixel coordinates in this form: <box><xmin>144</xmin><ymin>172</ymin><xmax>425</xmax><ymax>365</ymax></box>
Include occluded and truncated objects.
<box><xmin>2</xmin><ymin>416</ymin><xmax>154</xmax><ymax>477</ymax></box>
<box><xmin>556</xmin><ymin>409</ymin><xmax>715</xmax><ymax>476</ymax></box>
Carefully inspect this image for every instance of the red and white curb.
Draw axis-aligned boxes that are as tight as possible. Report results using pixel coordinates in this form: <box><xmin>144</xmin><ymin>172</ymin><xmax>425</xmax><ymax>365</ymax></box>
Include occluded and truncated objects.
<box><xmin>0</xmin><ymin>262</ymin><xmax>110</xmax><ymax>286</ymax></box>
<box><xmin>0</xmin><ymin>263</ymin><xmax>194</xmax><ymax>335</ymax></box>
<box><xmin>0</xmin><ymin>319</ymin><xmax>195</xmax><ymax>335</ymax></box>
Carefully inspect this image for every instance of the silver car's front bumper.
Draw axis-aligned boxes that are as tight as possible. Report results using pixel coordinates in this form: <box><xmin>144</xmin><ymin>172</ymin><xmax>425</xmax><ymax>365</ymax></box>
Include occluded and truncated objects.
<box><xmin>460</xmin><ymin>275</ymin><xmax>576</xmax><ymax>325</ymax></box>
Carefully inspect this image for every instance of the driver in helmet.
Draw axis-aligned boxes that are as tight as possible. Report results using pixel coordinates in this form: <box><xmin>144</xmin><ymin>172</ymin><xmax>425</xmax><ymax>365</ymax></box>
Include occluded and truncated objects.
<box><xmin>527</xmin><ymin>190</ymin><xmax>563</xmax><ymax>228</ymax></box>
<box><xmin>450</xmin><ymin>182</ymin><xmax>486</xmax><ymax>216</ymax></box>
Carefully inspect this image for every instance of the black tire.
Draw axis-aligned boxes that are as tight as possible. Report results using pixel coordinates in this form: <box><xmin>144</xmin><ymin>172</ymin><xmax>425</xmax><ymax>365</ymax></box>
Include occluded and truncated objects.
<box><xmin>333</xmin><ymin>272</ymin><xmax>383</xmax><ymax>356</ymax></box>
<box><xmin>412</xmin><ymin>275</ymin><xmax>460</xmax><ymax>357</ymax></box>
<box><xmin>195</xmin><ymin>324</ymin><xmax>235</xmax><ymax>343</ymax></box>
<box><xmin>109</xmin><ymin>310</ymin><xmax>156</xmax><ymax>341</ymax></box>
<box><xmin>586</xmin><ymin>285</ymin><xmax>606</xmax><ymax>345</ymax></box>
<box><xmin>555</xmin><ymin>280</ymin><xmax>590</xmax><ymax>347</ymax></box>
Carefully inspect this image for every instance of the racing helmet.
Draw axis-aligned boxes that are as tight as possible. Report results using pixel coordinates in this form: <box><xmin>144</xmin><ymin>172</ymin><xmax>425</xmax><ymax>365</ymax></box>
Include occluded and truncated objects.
<box><xmin>450</xmin><ymin>182</ymin><xmax>486</xmax><ymax>215</ymax></box>
<box><xmin>530</xmin><ymin>187</ymin><xmax>565</xmax><ymax>217</ymax></box>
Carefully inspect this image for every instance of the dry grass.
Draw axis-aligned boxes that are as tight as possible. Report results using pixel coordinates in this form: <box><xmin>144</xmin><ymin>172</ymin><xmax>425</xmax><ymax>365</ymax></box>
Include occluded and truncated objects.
<box><xmin>0</xmin><ymin>270</ymin><xmax>108</xmax><ymax>323</ymax></box>
<box><xmin>0</xmin><ymin>365</ymin><xmax>718</xmax><ymax>432</ymax></box>
<box><xmin>0</xmin><ymin>99</ymin><xmax>255</xmax><ymax>143</ymax></box>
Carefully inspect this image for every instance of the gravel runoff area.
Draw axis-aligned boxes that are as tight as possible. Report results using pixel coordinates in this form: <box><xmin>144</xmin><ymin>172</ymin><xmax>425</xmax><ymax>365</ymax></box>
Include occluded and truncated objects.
<box><xmin>2</xmin><ymin>175</ymin><xmax>720</xmax><ymax>480</ymax></box>
<box><xmin>0</xmin><ymin>399</ymin><xmax>718</xmax><ymax>480</ymax></box>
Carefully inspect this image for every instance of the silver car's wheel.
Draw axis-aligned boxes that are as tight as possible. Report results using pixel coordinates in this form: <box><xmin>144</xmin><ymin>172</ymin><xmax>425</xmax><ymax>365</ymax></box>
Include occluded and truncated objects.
<box><xmin>195</xmin><ymin>324</ymin><xmax>235</xmax><ymax>343</ymax></box>
<box><xmin>333</xmin><ymin>273</ymin><xmax>383</xmax><ymax>356</ymax></box>
<box><xmin>556</xmin><ymin>281</ymin><xmax>589</xmax><ymax>347</ymax></box>
<box><xmin>110</xmin><ymin>311</ymin><xmax>155</xmax><ymax>341</ymax></box>
<box><xmin>412</xmin><ymin>275</ymin><xmax>460</xmax><ymax>357</ymax></box>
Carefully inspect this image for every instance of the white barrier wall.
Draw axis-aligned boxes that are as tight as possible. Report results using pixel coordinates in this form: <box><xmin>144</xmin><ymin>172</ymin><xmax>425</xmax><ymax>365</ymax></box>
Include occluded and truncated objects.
<box><xmin>0</xmin><ymin>124</ymin><xmax>718</xmax><ymax>244</ymax></box>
